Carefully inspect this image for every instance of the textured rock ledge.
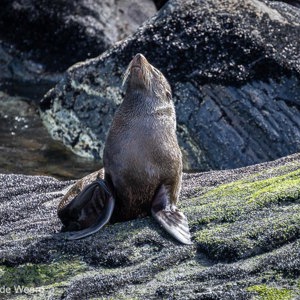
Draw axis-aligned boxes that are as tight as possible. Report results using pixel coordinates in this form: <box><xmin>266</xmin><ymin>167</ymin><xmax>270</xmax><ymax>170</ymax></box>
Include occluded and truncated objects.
<box><xmin>40</xmin><ymin>0</ymin><xmax>300</xmax><ymax>170</ymax></box>
<box><xmin>0</xmin><ymin>153</ymin><xmax>300</xmax><ymax>299</ymax></box>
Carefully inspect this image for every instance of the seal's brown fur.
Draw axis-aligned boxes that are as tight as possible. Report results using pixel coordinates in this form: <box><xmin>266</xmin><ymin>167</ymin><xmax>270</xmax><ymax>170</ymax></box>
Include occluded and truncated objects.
<box><xmin>104</xmin><ymin>54</ymin><xmax>182</xmax><ymax>222</ymax></box>
<box><xmin>58</xmin><ymin>54</ymin><xmax>191</xmax><ymax>244</ymax></box>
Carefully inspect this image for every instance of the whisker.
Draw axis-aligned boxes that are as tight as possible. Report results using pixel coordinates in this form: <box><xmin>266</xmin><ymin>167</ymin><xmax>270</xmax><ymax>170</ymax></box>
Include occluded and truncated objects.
<box><xmin>122</xmin><ymin>61</ymin><xmax>132</xmax><ymax>87</ymax></box>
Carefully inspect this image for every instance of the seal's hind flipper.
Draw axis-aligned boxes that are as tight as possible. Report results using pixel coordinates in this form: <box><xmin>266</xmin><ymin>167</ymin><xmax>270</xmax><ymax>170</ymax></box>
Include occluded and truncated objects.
<box><xmin>66</xmin><ymin>193</ymin><xmax>115</xmax><ymax>240</ymax></box>
<box><xmin>58</xmin><ymin>180</ymin><xmax>104</xmax><ymax>231</ymax></box>
<box><xmin>151</xmin><ymin>185</ymin><xmax>192</xmax><ymax>245</ymax></box>
<box><xmin>59</xmin><ymin>180</ymin><xmax>101</xmax><ymax>215</ymax></box>
<box><xmin>58</xmin><ymin>179</ymin><xmax>115</xmax><ymax>239</ymax></box>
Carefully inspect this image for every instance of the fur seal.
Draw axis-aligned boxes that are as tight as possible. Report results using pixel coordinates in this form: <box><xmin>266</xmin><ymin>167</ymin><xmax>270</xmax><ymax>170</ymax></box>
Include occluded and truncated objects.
<box><xmin>58</xmin><ymin>53</ymin><xmax>192</xmax><ymax>244</ymax></box>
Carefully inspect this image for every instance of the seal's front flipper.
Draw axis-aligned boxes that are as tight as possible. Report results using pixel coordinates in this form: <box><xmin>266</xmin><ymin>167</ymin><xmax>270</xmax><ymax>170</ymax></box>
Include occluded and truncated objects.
<box><xmin>66</xmin><ymin>194</ymin><xmax>115</xmax><ymax>240</ymax></box>
<box><xmin>151</xmin><ymin>185</ymin><xmax>192</xmax><ymax>245</ymax></box>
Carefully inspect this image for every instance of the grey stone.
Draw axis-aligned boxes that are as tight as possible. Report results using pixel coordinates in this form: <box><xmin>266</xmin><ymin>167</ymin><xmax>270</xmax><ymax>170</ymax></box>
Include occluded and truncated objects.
<box><xmin>1</xmin><ymin>153</ymin><xmax>300</xmax><ymax>299</ymax></box>
<box><xmin>40</xmin><ymin>0</ymin><xmax>300</xmax><ymax>171</ymax></box>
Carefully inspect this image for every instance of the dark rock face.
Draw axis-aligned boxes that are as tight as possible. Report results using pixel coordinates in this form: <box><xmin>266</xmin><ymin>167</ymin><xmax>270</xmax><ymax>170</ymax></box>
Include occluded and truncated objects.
<box><xmin>272</xmin><ymin>0</ymin><xmax>300</xmax><ymax>8</ymax></box>
<box><xmin>40</xmin><ymin>0</ymin><xmax>300</xmax><ymax>171</ymax></box>
<box><xmin>153</xmin><ymin>0</ymin><xmax>169</xmax><ymax>9</ymax></box>
<box><xmin>0</xmin><ymin>0</ymin><xmax>156</xmax><ymax>99</ymax></box>
<box><xmin>1</xmin><ymin>153</ymin><xmax>300</xmax><ymax>299</ymax></box>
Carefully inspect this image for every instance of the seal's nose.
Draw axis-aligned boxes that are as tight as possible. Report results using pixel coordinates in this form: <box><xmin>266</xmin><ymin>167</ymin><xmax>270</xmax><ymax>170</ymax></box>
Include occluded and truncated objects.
<box><xmin>132</xmin><ymin>53</ymin><xmax>147</xmax><ymax>65</ymax></box>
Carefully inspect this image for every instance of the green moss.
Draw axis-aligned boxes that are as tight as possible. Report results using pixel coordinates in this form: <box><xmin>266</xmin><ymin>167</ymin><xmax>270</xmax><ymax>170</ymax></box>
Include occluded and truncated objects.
<box><xmin>195</xmin><ymin>207</ymin><xmax>300</xmax><ymax>259</ymax></box>
<box><xmin>0</xmin><ymin>259</ymin><xmax>88</xmax><ymax>289</ymax></box>
<box><xmin>187</xmin><ymin>168</ymin><xmax>300</xmax><ymax>225</ymax></box>
<box><xmin>247</xmin><ymin>284</ymin><xmax>293</xmax><ymax>300</ymax></box>
<box><xmin>205</xmin><ymin>168</ymin><xmax>300</xmax><ymax>204</ymax></box>
<box><xmin>191</xmin><ymin>167</ymin><xmax>300</xmax><ymax>260</ymax></box>
<box><xmin>188</xmin><ymin>169</ymin><xmax>300</xmax><ymax>230</ymax></box>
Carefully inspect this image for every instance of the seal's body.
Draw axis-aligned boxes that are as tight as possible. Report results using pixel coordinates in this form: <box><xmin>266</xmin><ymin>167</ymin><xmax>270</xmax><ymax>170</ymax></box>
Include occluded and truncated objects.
<box><xmin>58</xmin><ymin>54</ymin><xmax>191</xmax><ymax>244</ymax></box>
<box><xmin>104</xmin><ymin>54</ymin><xmax>182</xmax><ymax>223</ymax></box>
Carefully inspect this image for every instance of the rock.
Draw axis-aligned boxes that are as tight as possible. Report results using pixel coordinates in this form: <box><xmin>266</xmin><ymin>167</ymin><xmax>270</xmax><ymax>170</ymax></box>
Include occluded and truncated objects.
<box><xmin>272</xmin><ymin>0</ymin><xmax>300</xmax><ymax>8</ymax></box>
<box><xmin>1</xmin><ymin>153</ymin><xmax>300</xmax><ymax>298</ymax></box>
<box><xmin>0</xmin><ymin>42</ymin><xmax>63</xmax><ymax>101</ymax></box>
<box><xmin>0</xmin><ymin>0</ymin><xmax>156</xmax><ymax>100</ymax></box>
<box><xmin>153</xmin><ymin>0</ymin><xmax>169</xmax><ymax>9</ymax></box>
<box><xmin>40</xmin><ymin>0</ymin><xmax>300</xmax><ymax>171</ymax></box>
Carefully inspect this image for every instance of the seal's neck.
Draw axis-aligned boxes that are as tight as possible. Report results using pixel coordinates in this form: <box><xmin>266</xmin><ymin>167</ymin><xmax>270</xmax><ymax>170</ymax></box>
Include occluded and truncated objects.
<box><xmin>122</xmin><ymin>88</ymin><xmax>169</xmax><ymax>116</ymax></box>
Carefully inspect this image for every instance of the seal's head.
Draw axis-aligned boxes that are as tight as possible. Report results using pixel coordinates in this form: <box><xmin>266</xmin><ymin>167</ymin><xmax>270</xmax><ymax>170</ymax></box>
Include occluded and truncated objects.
<box><xmin>123</xmin><ymin>53</ymin><xmax>172</xmax><ymax>101</ymax></box>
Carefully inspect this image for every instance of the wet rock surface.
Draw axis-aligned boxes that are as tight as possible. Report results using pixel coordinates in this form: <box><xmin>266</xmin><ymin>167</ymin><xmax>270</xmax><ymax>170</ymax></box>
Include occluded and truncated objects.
<box><xmin>40</xmin><ymin>0</ymin><xmax>300</xmax><ymax>171</ymax></box>
<box><xmin>0</xmin><ymin>91</ymin><xmax>101</xmax><ymax>180</ymax></box>
<box><xmin>0</xmin><ymin>153</ymin><xmax>300</xmax><ymax>299</ymax></box>
<box><xmin>0</xmin><ymin>0</ymin><xmax>156</xmax><ymax>100</ymax></box>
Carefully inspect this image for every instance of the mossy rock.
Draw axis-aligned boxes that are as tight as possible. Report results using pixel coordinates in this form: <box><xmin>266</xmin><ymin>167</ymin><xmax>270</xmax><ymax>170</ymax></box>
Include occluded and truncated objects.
<box><xmin>0</xmin><ymin>260</ymin><xmax>88</xmax><ymax>289</ymax></box>
<box><xmin>1</xmin><ymin>154</ymin><xmax>300</xmax><ymax>299</ymax></box>
<box><xmin>247</xmin><ymin>284</ymin><xmax>293</xmax><ymax>300</ymax></box>
<box><xmin>193</xmin><ymin>168</ymin><xmax>300</xmax><ymax>261</ymax></box>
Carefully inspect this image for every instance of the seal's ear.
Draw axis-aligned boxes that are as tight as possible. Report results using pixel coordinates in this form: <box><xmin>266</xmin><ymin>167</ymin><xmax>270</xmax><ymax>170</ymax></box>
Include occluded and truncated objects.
<box><xmin>151</xmin><ymin>185</ymin><xmax>192</xmax><ymax>245</ymax></box>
